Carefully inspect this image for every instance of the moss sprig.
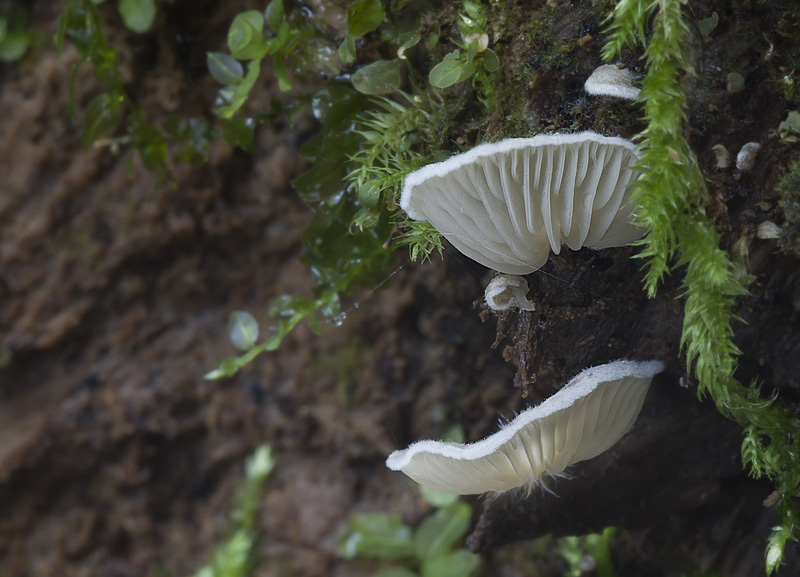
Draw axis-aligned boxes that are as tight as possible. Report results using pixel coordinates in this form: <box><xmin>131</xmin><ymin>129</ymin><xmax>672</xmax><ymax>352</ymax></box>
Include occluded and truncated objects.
<box><xmin>603</xmin><ymin>0</ymin><xmax>800</xmax><ymax>572</ymax></box>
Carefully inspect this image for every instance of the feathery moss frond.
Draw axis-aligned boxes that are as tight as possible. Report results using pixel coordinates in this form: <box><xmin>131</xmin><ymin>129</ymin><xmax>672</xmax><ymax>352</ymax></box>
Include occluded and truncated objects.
<box><xmin>604</xmin><ymin>0</ymin><xmax>800</xmax><ymax>572</ymax></box>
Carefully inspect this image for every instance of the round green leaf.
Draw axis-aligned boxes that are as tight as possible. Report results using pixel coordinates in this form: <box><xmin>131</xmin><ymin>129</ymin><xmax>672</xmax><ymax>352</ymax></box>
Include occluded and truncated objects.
<box><xmin>0</xmin><ymin>29</ymin><xmax>30</xmax><ymax>62</ymax></box>
<box><xmin>207</xmin><ymin>52</ymin><xmax>244</xmax><ymax>86</ymax></box>
<box><xmin>264</xmin><ymin>0</ymin><xmax>285</xmax><ymax>32</ymax></box>
<box><xmin>347</xmin><ymin>0</ymin><xmax>384</xmax><ymax>37</ymax></box>
<box><xmin>118</xmin><ymin>0</ymin><xmax>156</xmax><ymax>34</ymax></box>
<box><xmin>429</xmin><ymin>59</ymin><xmax>465</xmax><ymax>88</ymax></box>
<box><xmin>338</xmin><ymin>31</ymin><xmax>356</xmax><ymax>65</ymax></box>
<box><xmin>228</xmin><ymin>10</ymin><xmax>266</xmax><ymax>60</ymax></box>
<box><xmin>228</xmin><ymin>311</ymin><xmax>259</xmax><ymax>351</ymax></box>
<box><xmin>482</xmin><ymin>49</ymin><xmax>499</xmax><ymax>72</ymax></box>
<box><xmin>697</xmin><ymin>11</ymin><xmax>718</xmax><ymax>35</ymax></box>
<box><xmin>351</xmin><ymin>60</ymin><xmax>402</xmax><ymax>95</ymax></box>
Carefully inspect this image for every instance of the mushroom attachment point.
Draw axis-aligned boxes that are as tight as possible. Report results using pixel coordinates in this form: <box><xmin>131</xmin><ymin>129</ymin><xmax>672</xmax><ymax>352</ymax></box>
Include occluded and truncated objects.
<box><xmin>584</xmin><ymin>64</ymin><xmax>641</xmax><ymax>100</ymax></box>
<box><xmin>484</xmin><ymin>274</ymin><xmax>535</xmax><ymax>311</ymax></box>
<box><xmin>400</xmin><ymin>132</ymin><xmax>643</xmax><ymax>274</ymax></box>
<box><xmin>386</xmin><ymin>359</ymin><xmax>664</xmax><ymax>495</ymax></box>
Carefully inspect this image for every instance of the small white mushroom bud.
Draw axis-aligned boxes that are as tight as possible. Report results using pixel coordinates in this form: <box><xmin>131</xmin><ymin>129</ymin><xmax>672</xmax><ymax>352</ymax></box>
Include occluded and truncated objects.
<box><xmin>711</xmin><ymin>144</ymin><xmax>730</xmax><ymax>169</ymax></box>
<box><xmin>584</xmin><ymin>64</ymin><xmax>641</xmax><ymax>100</ymax></box>
<box><xmin>757</xmin><ymin>221</ymin><xmax>782</xmax><ymax>240</ymax></box>
<box><xmin>485</xmin><ymin>274</ymin><xmax>535</xmax><ymax>312</ymax></box>
<box><xmin>736</xmin><ymin>142</ymin><xmax>761</xmax><ymax>171</ymax></box>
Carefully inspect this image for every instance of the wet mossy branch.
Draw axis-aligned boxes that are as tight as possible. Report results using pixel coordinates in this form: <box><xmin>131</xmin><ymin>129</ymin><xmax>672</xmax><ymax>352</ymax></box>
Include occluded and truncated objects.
<box><xmin>603</xmin><ymin>0</ymin><xmax>799</xmax><ymax>572</ymax></box>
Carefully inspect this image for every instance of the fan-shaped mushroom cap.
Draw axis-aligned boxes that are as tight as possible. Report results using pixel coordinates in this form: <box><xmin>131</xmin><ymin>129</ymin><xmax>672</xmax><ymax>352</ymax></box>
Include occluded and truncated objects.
<box><xmin>386</xmin><ymin>359</ymin><xmax>664</xmax><ymax>495</ymax></box>
<box><xmin>584</xmin><ymin>64</ymin><xmax>641</xmax><ymax>100</ymax></box>
<box><xmin>400</xmin><ymin>132</ymin><xmax>642</xmax><ymax>275</ymax></box>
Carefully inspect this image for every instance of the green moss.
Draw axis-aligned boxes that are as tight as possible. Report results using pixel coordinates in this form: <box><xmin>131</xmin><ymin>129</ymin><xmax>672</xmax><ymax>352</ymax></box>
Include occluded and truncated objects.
<box><xmin>777</xmin><ymin>159</ymin><xmax>800</xmax><ymax>256</ymax></box>
<box><xmin>604</xmin><ymin>0</ymin><xmax>800</xmax><ymax>572</ymax></box>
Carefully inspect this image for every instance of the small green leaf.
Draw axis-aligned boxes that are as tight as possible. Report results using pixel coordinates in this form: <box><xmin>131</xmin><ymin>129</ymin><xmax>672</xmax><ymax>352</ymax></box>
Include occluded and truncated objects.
<box><xmin>222</xmin><ymin>116</ymin><xmax>255</xmax><ymax>153</ymax></box>
<box><xmin>457</xmin><ymin>59</ymin><xmax>475</xmax><ymax>83</ymax></box>
<box><xmin>228</xmin><ymin>311</ymin><xmax>260</xmax><ymax>351</ymax></box>
<box><xmin>414</xmin><ymin>502</ymin><xmax>472</xmax><ymax>560</ymax></box>
<box><xmin>462</xmin><ymin>0</ymin><xmax>485</xmax><ymax>22</ymax></box>
<box><xmin>357</xmin><ymin>181</ymin><xmax>380</xmax><ymax>207</ymax></box>
<box><xmin>398</xmin><ymin>31</ymin><xmax>421</xmax><ymax>52</ymax></box>
<box><xmin>338</xmin><ymin>31</ymin><xmax>356</xmax><ymax>65</ymax></box>
<box><xmin>81</xmin><ymin>93</ymin><xmax>122</xmax><ymax>149</ymax></box>
<box><xmin>132</xmin><ymin>123</ymin><xmax>169</xmax><ymax>171</ymax></box>
<box><xmin>351</xmin><ymin>59</ymin><xmax>402</xmax><ymax>95</ymax></box>
<box><xmin>264</xmin><ymin>0</ymin><xmax>284</xmax><ymax>32</ymax></box>
<box><xmin>215</xmin><ymin>59</ymin><xmax>261</xmax><ymax>118</ymax></box>
<box><xmin>207</xmin><ymin>52</ymin><xmax>244</xmax><ymax>85</ymax></box>
<box><xmin>420</xmin><ymin>549</ymin><xmax>479</xmax><ymax>577</ymax></box>
<box><xmin>204</xmin><ymin>357</ymin><xmax>241</xmax><ymax>380</ymax></box>
<box><xmin>118</xmin><ymin>0</ymin><xmax>156</xmax><ymax>34</ymax></box>
<box><xmin>766</xmin><ymin>529</ymin><xmax>786</xmax><ymax>574</ymax></box>
<box><xmin>697</xmin><ymin>11</ymin><xmax>718</xmax><ymax>35</ymax></box>
<box><xmin>482</xmin><ymin>48</ymin><xmax>499</xmax><ymax>72</ymax></box>
<box><xmin>245</xmin><ymin>444</ymin><xmax>276</xmax><ymax>481</ymax></box>
<box><xmin>228</xmin><ymin>10</ymin><xmax>267</xmax><ymax>60</ymax></box>
<box><xmin>267</xmin><ymin>20</ymin><xmax>292</xmax><ymax>54</ymax></box>
<box><xmin>347</xmin><ymin>0</ymin><xmax>384</xmax><ymax>37</ymax></box>
<box><xmin>273</xmin><ymin>54</ymin><xmax>292</xmax><ymax>92</ymax></box>
<box><xmin>427</xmin><ymin>22</ymin><xmax>440</xmax><ymax>49</ymax></box>
<box><xmin>466</xmin><ymin>39</ymin><xmax>478</xmax><ymax>65</ymax></box>
<box><xmin>337</xmin><ymin>513</ymin><xmax>414</xmax><ymax>560</ymax></box>
<box><xmin>0</xmin><ymin>28</ymin><xmax>30</xmax><ymax>62</ymax></box>
<box><xmin>429</xmin><ymin>59</ymin><xmax>466</xmax><ymax>88</ymax></box>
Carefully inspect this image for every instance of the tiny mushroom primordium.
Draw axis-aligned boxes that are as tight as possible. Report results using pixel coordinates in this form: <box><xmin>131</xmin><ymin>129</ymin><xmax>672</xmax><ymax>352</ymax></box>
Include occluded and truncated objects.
<box><xmin>584</xmin><ymin>64</ymin><xmax>641</xmax><ymax>100</ymax></box>
<box><xmin>400</xmin><ymin>132</ymin><xmax>644</xmax><ymax>275</ymax></box>
<box><xmin>736</xmin><ymin>142</ymin><xmax>761</xmax><ymax>172</ymax></box>
<box><xmin>484</xmin><ymin>274</ymin><xmax>535</xmax><ymax>312</ymax></box>
<box><xmin>386</xmin><ymin>359</ymin><xmax>664</xmax><ymax>494</ymax></box>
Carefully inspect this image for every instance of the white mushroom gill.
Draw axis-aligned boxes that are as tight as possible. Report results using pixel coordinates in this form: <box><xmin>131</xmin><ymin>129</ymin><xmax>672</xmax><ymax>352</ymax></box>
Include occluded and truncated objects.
<box><xmin>400</xmin><ymin>132</ymin><xmax>643</xmax><ymax>275</ymax></box>
<box><xmin>386</xmin><ymin>359</ymin><xmax>664</xmax><ymax>495</ymax></box>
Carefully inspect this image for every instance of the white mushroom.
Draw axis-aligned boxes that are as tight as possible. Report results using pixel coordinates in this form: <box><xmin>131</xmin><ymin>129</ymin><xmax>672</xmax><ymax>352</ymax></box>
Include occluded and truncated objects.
<box><xmin>584</xmin><ymin>64</ymin><xmax>641</xmax><ymax>100</ymax></box>
<box><xmin>736</xmin><ymin>142</ymin><xmax>761</xmax><ymax>171</ymax></box>
<box><xmin>484</xmin><ymin>274</ymin><xmax>535</xmax><ymax>311</ymax></box>
<box><xmin>386</xmin><ymin>359</ymin><xmax>664</xmax><ymax>495</ymax></box>
<box><xmin>400</xmin><ymin>132</ymin><xmax>643</xmax><ymax>275</ymax></box>
<box><xmin>711</xmin><ymin>144</ymin><xmax>730</xmax><ymax>169</ymax></box>
<box><xmin>757</xmin><ymin>221</ymin><xmax>781</xmax><ymax>240</ymax></box>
